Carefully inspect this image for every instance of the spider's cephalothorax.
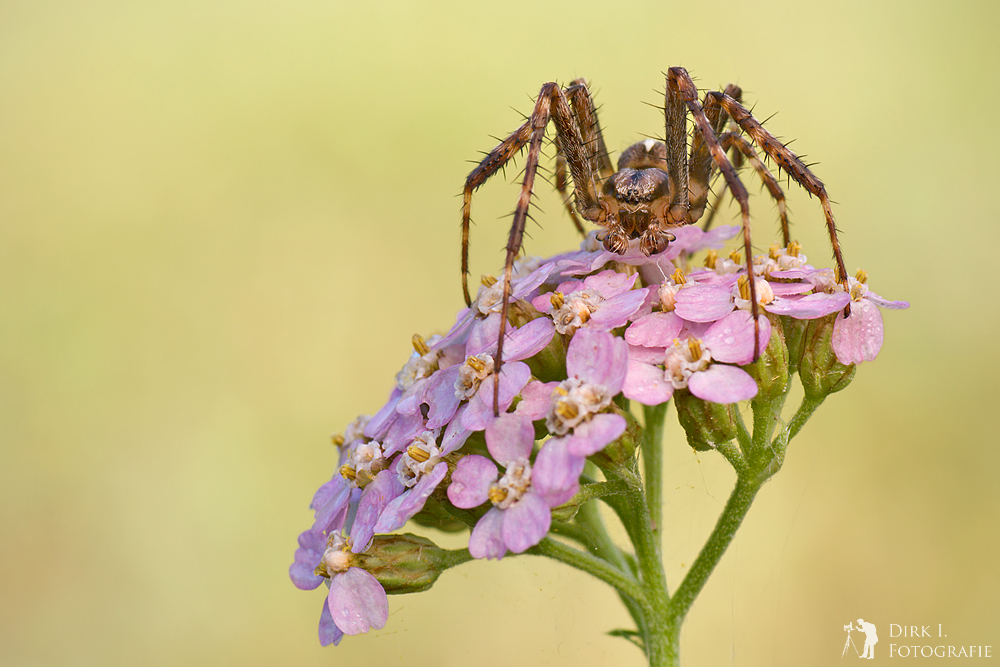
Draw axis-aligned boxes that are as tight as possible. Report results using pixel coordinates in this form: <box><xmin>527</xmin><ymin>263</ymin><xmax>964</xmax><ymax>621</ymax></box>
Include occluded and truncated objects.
<box><xmin>461</xmin><ymin>68</ymin><xmax>850</xmax><ymax>413</ymax></box>
<box><xmin>598</xmin><ymin>138</ymin><xmax>678</xmax><ymax>256</ymax></box>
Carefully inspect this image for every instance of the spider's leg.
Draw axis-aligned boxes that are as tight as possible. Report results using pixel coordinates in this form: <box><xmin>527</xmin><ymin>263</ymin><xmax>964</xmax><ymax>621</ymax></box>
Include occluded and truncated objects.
<box><xmin>719</xmin><ymin>131</ymin><xmax>791</xmax><ymax>246</ymax></box>
<box><xmin>667</xmin><ymin>67</ymin><xmax>762</xmax><ymax>359</ymax></box>
<box><xmin>663</xmin><ymin>73</ymin><xmax>691</xmax><ymax>224</ymax></box>
<box><xmin>566</xmin><ymin>79</ymin><xmax>615</xmax><ymax>182</ymax></box>
<box><xmin>688</xmin><ymin>84</ymin><xmax>741</xmax><ymax>223</ymax></box>
<box><xmin>706</xmin><ymin>90</ymin><xmax>849</xmax><ymax>288</ymax></box>
<box><xmin>493</xmin><ymin>83</ymin><xmax>595</xmax><ymax>415</ymax></box>
<box><xmin>553</xmin><ymin>134</ymin><xmax>587</xmax><ymax>236</ymax></box>
<box><xmin>462</xmin><ymin>123</ymin><xmax>533</xmax><ymax>306</ymax></box>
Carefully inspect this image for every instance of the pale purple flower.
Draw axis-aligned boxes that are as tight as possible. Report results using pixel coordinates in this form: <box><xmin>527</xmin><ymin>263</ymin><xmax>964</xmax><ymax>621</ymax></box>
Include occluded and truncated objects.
<box><xmin>531</xmin><ymin>269</ymin><xmax>646</xmax><ymax>333</ymax></box>
<box><xmin>318</xmin><ymin>532</ymin><xmax>389</xmax><ymax>638</ymax></box>
<box><xmin>351</xmin><ymin>428</ymin><xmax>452</xmax><ymax>552</ymax></box>
<box><xmin>447</xmin><ymin>414</ymin><xmax>579</xmax><ymax>559</ymax></box>
<box><xmin>545</xmin><ymin>329</ymin><xmax>628</xmax><ymax>446</ymax></box>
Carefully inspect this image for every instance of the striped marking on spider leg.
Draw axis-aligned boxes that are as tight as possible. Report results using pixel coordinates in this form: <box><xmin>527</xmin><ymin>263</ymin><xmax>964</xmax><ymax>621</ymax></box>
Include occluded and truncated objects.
<box><xmin>668</xmin><ymin>67</ymin><xmax>762</xmax><ymax>359</ymax></box>
<box><xmin>706</xmin><ymin>91</ymin><xmax>849</xmax><ymax>289</ymax></box>
<box><xmin>719</xmin><ymin>131</ymin><xmax>791</xmax><ymax>246</ymax></box>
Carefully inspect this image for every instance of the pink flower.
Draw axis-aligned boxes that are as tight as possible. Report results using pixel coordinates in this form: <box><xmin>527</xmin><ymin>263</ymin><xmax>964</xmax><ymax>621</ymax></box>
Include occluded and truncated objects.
<box><xmin>447</xmin><ymin>414</ymin><xmax>582</xmax><ymax>559</ymax></box>
<box><xmin>623</xmin><ymin>310</ymin><xmax>768</xmax><ymax>405</ymax></box>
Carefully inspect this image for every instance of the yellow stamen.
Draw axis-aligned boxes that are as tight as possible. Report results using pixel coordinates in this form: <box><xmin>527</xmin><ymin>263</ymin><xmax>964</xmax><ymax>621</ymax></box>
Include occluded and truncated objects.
<box><xmin>728</xmin><ymin>249</ymin><xmax>743</xmax><ymax>265</ymax></box>
<box><xmin>555</xmin><ymin>399</ymin><xmax>579</xmax><ymax>421</ymax></box>
<box><xmin>787</xmin><ymin>240</ymin><xmax>802</xmax><ymax>257</ymax></box>
<box><xmin>737</xmin><ymin>275</ymin><xmax>751</xmax><ymax>302</ymax></box>
<box><xmin>850</xmin><ymin>283</ymin><xmax>865</xmax><ymax>301</ymax></box>
<box><xmin>687</xmin><ymin>337</ymin><xmax>703</xmax><ymax>360</ymax></box>
<box><xmin>768</xmin><ymin>243</ymin><xmax>782</xmax><ymax>260</ymax></box>
<box><xmin>704</xmin><ymin>250</ymin><xmax>718</xmax><ymax>269</ymax></box>
<box><xmin>339</xmin><ymin>464</ymin><xmax>357</xmax><ymax>481</ymax></box>
<box><xmin>855</xmin><ymin>269</ymin><xmax>868</xmax><ymax>284</ymax></box>
<box><xmin>331</xmin><ymin>433</ymin><xmax>345</xmax><ymax>448</ymax></box>
<box><xmin>671</xmin><ymin>268</ymin><xmax>687</xmax><ymax>285</ymax></box>
<box><xmin>411</xmin><ymin>333</ymin><xmax>430</xmax><ymax>356</ymax></box>
<box><xmin>407</xmin><ymin>445</ymin><xmax>430</xmax><ymax>463</ymax></box>
<box><xmin>481</xmin><ymin>275</ymin><xmax>497</xmax><ymax>287</ymax></box>
<box><xmin>466</xmin><ymin>356</ymin><xmax>487</xmax><ymax>373</ymax></box>
<box><xmin>549</xmin><ymin>291</ymin><xmax>565</xmax><ymax>310</ymax></box>
<box><xmin>488</xmin><ymin>487</ymin><xmax>508</xmax><ymax>505</ymax></box>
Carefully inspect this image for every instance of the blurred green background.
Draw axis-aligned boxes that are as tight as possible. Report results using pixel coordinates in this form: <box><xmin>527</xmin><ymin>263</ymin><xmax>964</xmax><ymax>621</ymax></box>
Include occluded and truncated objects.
<box><xmin>2</xmin><ymin>0</ymin><xmax>997</xmax><ymax>665</ymax></box>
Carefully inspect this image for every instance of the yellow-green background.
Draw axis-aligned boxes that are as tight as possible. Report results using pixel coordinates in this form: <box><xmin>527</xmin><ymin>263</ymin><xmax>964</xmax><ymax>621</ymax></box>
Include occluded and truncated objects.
<box><xmin>2</xmin><ymin>1</ymin><xmax>997</xmax><ymax>665</ymax></box>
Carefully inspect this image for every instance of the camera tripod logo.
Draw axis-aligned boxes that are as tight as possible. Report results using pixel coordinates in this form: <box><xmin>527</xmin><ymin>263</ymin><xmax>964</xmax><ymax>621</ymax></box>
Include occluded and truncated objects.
<box><xmin>842</xmin><ymin>619</ymin><xmax>879</xmax><ymax>659</ymax></box>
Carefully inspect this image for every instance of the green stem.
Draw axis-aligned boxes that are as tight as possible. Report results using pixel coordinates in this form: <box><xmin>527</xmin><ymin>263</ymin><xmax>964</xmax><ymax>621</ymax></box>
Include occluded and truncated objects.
<box><xmin>641</xmin><ymin>403</ymin><xmax>668</xmax><ymax>534</ymax></box>
<box><xmin>576</xmin><ymin>499</ymin><xmax>649</xmax><ymax>645</ymax></box>
<box><xmin>527</xmin><ymin>537</ymin><xmax>647</xmax><ymax>605</ymax></box>
<box><xmin>788</xmin><ymin>394</ymin><xmax>825</xmax><ymax>441</ymax></box>
<box><xmin>666</xmin><ymin>474</ymin><xmax>763</xmax><ymax>623</ymax></box>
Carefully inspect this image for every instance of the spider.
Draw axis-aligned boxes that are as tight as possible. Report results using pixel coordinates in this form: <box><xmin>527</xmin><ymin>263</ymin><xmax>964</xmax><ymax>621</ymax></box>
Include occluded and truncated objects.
<box><xmin>461</xmin><ymin>67</ymin><xmax>850</xmax><ymax>414</ymax></box>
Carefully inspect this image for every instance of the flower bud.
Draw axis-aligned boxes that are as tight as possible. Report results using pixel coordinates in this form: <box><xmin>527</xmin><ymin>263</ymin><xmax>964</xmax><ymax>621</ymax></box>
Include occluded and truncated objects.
<box><xmin>587</xmin><ymin>404</ymin><xmax>640</xmax><ymax>468</ymax></box>
<box><xmin>674</xmin><ymin>390</ymin><xmax>738</xmax><ymax>451</ymax></box>
<box><xmin>798</xmin><ymin>314</ymin><xmax>856</xmax><ymax>399</ymax></box>
<box><xmin>353</xmin><ymin>534</ymin><xmax>452</xmax><ymax>595</ymax></box>
<box><xmin>743</xmin><ymin>314</ymin><xmax>789</xmax><ymax>404</ymax></box>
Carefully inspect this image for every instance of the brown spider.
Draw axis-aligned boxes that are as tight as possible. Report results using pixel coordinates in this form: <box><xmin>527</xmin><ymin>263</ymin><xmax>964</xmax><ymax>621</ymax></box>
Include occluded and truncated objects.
<box><xmin>461</xmin><ymin>67</ymin><xmax>850</xmax><ymax>413</ymax></box>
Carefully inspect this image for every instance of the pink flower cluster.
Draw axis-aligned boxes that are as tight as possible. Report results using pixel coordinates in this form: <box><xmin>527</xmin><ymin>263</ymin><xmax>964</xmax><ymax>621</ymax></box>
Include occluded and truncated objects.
<box><xmin>290</xmin><ymin>226</ymin><xmax>908</xmax><ymax>645</ymax></box>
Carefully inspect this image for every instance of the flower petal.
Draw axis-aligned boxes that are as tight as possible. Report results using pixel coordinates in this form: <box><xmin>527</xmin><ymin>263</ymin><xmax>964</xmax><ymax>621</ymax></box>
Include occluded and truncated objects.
<box><xmin>566</xmin><ymin>328</ymin><xmax>629</xmax><ymax>394</ymax></box>
<box><xmin>532</xmin><ymin>437</ymin><xmax>584</xmax><ymax>506</ymax></box>
<box><xmin>688</xmin><ymin>365</ymin><xmax>758</xmax><ymax>404</ymax></box>
<box><xmin>622</xmin><ymin>358</ymin><xmax>674</xmax><ymax>405</ymax></box>
<box><xmin>328</xmin><ymin>567</ymin><xmax>389</xmax><ymax>635</ymax></box>
<box><xmin>485</xmin><ymin>413</ymin><xmax>535</xmax><ymax>462</ymax></box>
<box><xmin>703</xmin><ymin>310</ymin><xmax>771</xmax><ymax>365</ymax></box>
<box><xmin>566</xmin><ymin>413</ymin><xmax>627</xmax><ymax>456</ymax></box>
<box><xmin>502</xmin><ymin>492</ymin><xmax>552</xmax><ymax>554</ymax></box>
<box><xmin>766</xmin><ymin>291</ymin><xmax>850</xmax><ymax>319</ymax></box>
<box><xmin>351</xmin><ymin>469</ymin><xmax>404</xmax><ymax>553</ymax></box>
<box><xmin>832</xmin><ymin>298</ymin><xmax>884</xmax><ymax>364</ymax></box>
<box><xmin>374</xmin><ymin>462</ymin><xmax>448</xmax><ymax>533</ymax></box>
<box><xmin>289</xmin><ymin>529</ymin><xmax>327</xmax><ymax>590</ymax></box>
<box><xmin>318</xmin><ymin>597</ymin><xmax>345</xmax><ymax>646</ymax></box>
<box><xmin>674</xmin><ymin>284</ymin><xmax>735</xmax><ymax>322</ymax></box>
<box><xmin>625</xmin><ymin>312</ymin><xmax>684</xmax><ymax>347</ymax></box>
<box><xmin>469</xmin><ymin>507</ymin><xmax>507</xmax><ymax>560</ymax></box>
<box><xmin>447</xmin><ymin>455</ymin><xmax>498</xmax><ymax>509</ymax></box>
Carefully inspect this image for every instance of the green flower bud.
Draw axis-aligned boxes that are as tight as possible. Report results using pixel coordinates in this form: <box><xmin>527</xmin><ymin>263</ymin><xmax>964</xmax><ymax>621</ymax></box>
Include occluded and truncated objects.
<box><xmin>799</xmin><ymin>314</ymin><xmax>856</xmax><ymax>399</ymax></box>
<box><xmin>743</xmin><ymin>314</ymin><xmax>789</xmax><ymax>404</ymax></box>
<box><xmin>353</xmin><ymin>533</ymin><xmax>455</xmax><ymax>595</ymax></box>
<box><xmin>587</xmin><ymin>403</ymin><xmax>641</xmax><ymax>468</ymax></box>
<box><xmin>674</xmin><ymin>390</ymin><xmax>738</xmax><ymax>451</ymax></box>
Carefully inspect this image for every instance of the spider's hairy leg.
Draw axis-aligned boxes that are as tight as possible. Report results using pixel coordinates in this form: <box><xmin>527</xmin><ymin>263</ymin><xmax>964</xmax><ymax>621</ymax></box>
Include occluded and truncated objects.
<box><xmin>705</xmin><ymin>90</ymin><xmax>849</xmax><ymax>288</ymax></box>
<box><xmin>462</xmin><ymin>122</ymin><xmax>533</xmax><ymax>306</ymax></box>
<box><xmin>719</xmin><ymin>131</ymin><xmax>792</xmax><ymax>246</ymax></box>
<box><xmin>553</xmin><ymin>135</ymin><xmax>587</xmax><ymax>236</ymax></box>
<box><xmin>689</xmin><ymin>84</ymin><xmax>741</xmax><ymax>223</ymax></box>
<box><xmin>566</xmin><ymin>79</ymin><xmax>615</xmax><ymax>182</ymax></box>
<box><xmin>492</xmin><ymin>82</ymin><xmax>595</xmax><ymax>415</ymax></box>
<box><xmin>663</xmin><ymin>72</ymin><xmax>691</xmax><ymax>224</ymax></box>
<box><xmin>667</xmin><ymin>67</ymin><xmax>762</xmax><ymax>359</ymax></box>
